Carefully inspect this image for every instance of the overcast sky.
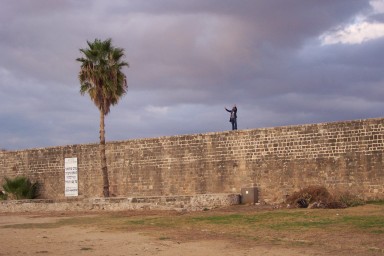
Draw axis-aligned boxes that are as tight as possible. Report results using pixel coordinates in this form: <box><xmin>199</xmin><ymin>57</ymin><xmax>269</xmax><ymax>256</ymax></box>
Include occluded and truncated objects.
<box><xmin>1</xmin><ymin>0</ymin><xmax>384</xmax><ymax>150</ymax></box>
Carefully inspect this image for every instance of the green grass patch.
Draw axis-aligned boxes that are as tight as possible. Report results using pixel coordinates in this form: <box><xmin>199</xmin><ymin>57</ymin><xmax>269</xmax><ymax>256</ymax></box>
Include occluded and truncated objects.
<box><xmin>3</xmin><ymin>205</ymin><xmax>384</xmax><ymax>237</ymax></box>
<box><xmin>125</xmin><ymin>219</ymin><xmax>149</xmax><ymax>225</ymax></box>
<box><xmin>366</xmin><ymin>200</ymin><xmax>384</xmax><ymax>205</ymax></box>
<box><xmin>342</xmin><ymin>215</ymin><xmax>384</xmax><ymax>232</ymax></box>
<box><xmin>190</xmin><ymin>211</ymin><xmax>306</xmax><ymax>225</ymax></box>
<box><xmin>267</xmin><ymin>218</ymin><xmax>336</xmax><ymax>230</ymax></box>
<box><xmin>191</xmin><ymin>214</ymin><xmax>244</xmax><ymax>224</ymax></box>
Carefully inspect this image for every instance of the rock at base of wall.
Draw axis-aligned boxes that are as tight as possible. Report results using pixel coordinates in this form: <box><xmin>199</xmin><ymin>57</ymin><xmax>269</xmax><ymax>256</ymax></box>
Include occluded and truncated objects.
<box><xmin>0</xmin><ymin>193</ymin><xmax>240</xmax><ymax>213</ymax></box>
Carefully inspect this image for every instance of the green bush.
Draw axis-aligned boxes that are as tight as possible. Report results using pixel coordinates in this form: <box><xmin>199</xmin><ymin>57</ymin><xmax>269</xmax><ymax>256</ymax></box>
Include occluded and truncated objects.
<box><xmin>1</xmin><ymin>176</ymin><xmax>39</xmax><ymax>200</ymax></box>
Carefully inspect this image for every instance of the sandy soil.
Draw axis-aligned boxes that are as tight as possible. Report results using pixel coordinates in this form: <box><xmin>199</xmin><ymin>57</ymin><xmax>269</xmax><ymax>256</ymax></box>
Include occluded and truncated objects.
<box><xmin>0</xmin><ymin>213</ymin><xmax>323</xmax><ymax>256</ymax></box>
<box><xmin>0</xmin><ymin>207</ymin><xmax>383</xmax><ymax>256</ymax></box>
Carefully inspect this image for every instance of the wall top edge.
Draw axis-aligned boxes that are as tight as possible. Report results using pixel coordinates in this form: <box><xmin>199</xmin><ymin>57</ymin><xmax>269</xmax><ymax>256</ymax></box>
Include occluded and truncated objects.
<box><xmin>3</xmin><ymin>116</ymin><xmax>383</xmax><ymax>153</ymax></box>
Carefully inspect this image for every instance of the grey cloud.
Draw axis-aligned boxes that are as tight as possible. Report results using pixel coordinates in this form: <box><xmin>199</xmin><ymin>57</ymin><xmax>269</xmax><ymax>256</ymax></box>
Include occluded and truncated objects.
<box><xmin>369</xmin><ymin>13</ymin><xmax>384</xmax><ymax>22</ymax></box>
<box><xmin>0</xmin><ymin>0</ymin><xmax>382</xmax><ymax>150</ymax></box>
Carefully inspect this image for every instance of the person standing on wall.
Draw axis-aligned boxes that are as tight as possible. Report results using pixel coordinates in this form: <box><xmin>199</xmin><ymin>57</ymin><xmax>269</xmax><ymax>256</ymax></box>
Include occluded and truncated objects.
<box><xmin>225</xmin><ymin>104</ymin><xmax>237</xmax><ymax>130</ymax></box>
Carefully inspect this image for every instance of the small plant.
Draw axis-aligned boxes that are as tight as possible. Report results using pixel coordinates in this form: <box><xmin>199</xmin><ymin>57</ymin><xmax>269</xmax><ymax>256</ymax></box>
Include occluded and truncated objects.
<box><xmin>1</xmin><ymin>176</ymin><xmax>39</xmax><ymax>200</ymax></box>
<box><xmin>335</xmin><ymin>191</ymin><xmax>365</xmax><ymax>207</ymax></box>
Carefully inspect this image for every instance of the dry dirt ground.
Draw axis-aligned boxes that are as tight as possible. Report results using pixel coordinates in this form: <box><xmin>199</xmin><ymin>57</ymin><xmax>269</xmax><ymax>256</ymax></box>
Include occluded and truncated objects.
<box><xmin>0</xmin><ymin>205</ymin><xmax>383</xmax><ymax>256</ymax></box>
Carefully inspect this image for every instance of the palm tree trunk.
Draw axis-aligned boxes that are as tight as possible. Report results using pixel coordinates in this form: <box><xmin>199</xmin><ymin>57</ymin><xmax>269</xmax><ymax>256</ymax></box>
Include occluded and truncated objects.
<box><xmin>99</xmin><ymin>109</ymin><xmax>110</xmax><ymax>197</ymax></box>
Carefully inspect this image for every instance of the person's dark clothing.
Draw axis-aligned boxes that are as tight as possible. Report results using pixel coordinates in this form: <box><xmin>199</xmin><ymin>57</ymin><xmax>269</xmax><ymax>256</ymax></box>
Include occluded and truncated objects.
<box><xmin>225</xmin><ymin>106</ymin><xmax>237</xmax><ymax>130</ymax></box>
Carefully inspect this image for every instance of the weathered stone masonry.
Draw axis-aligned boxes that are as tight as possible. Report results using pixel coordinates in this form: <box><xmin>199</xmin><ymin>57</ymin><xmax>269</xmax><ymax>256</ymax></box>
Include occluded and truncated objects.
<box><xmin>1</xmin><ymin>117</ymin><xmax>383</xmax><ymax>203</ymax></box>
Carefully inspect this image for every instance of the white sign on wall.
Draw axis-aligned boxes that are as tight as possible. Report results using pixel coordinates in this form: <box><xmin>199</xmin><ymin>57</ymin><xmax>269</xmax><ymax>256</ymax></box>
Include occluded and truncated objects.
<box><xmin>65</xmin><ymin>157</ymin><xmax>78</xmax><ymax>197</ymax></box>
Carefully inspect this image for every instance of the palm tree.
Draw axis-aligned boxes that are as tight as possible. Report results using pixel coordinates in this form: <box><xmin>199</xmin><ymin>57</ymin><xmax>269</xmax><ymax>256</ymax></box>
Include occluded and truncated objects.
<box><xmin>76</xmin><ymin>38</ymin><xmax>128</xmax><ymax>197</ymax></box>
<box><xmin>1</xmin><ymin>176</ymin><xmax>39</xmax><ymax>200</ymax></box>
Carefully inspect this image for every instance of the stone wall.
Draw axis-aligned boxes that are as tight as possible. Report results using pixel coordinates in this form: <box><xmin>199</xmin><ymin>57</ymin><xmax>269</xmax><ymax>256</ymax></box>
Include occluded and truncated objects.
<box><xmin>1</xmin><ymin>118</ymin><xmax>383</xmax><ymax>203</ymax></box>
<box><xmin>0</xmin><ymin>194</ymin><xmax>240</xmax><ymax>213</ymax></box>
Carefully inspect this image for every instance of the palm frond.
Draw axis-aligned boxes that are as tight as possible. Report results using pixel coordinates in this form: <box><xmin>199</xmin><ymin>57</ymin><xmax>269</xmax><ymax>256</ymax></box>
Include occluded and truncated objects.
<box><xmin>76</xmin><ymin>38</ymin><xmax>128</xmax><ymax>115</ymax></box>
<box><xmin>2</xmin><ymin>176</ymin><xmax>39</xmax><ymax>200</ymax></box>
